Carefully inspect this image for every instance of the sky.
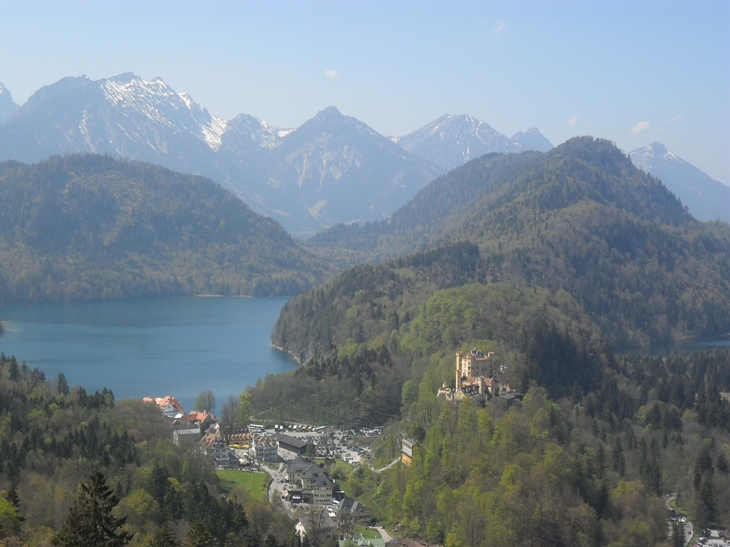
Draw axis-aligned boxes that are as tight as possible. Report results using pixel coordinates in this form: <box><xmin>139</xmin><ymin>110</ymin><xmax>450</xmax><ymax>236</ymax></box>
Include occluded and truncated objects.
<box><xmin>1</xmin><ymin>0</ymin><xmax>729</xmax><ymax>184</ymax></box>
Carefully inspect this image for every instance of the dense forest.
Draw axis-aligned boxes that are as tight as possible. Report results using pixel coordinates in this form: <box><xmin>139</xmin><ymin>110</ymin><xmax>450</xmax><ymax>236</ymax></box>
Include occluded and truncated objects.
<box><xmin>255</xmin><ymin>282</ymin><xmax>613</xmax><ymax>426</ymax></box>
<box><xmin>0</xmin><ymin>354</ymin><xmax>293</xmax><ymax>547</ymax></box>
<box><xmin>0</xmin><ymin>154</ymin><xmax>334</xmax><ymax>303</ymax></box>
<box><xmin>302</xmin><ymin>138</ymin><xmax>730</xmax><ymax>349</ymax></box>
<box><xmin>3</xmin><ymin>138</ymin><xmax>730</xmax><ymax>546</ymax></box>
<box><xmin>245</xmin><ymin>137</ymin><xmax>730</xmax><ymax>545</ymax></box>
<box><xmin>251</xmin><ymin>290</ymin><xmax>730</xmax><ymax>545</ymax></box>
<box><xmin>350</xmin><ymin>344</ymin><xmax>730</xmax><ymax>546</ymax></box>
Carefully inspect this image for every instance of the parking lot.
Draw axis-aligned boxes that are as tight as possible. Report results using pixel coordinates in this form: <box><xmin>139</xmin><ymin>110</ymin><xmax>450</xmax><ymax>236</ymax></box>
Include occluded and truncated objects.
<box><xmin>258</xmin><ymin>424</ymin><xmax>381</xmax><ymax>464</ymax></box>
<box><xmin>692</xmin><ymin>529</ymin><xmax>729</xmax><ymax>546</ymax></box>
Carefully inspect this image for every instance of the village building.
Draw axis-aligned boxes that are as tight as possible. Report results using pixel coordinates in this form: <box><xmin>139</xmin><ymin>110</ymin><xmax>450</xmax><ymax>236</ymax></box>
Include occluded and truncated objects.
<box><xmin>172</xmin><ymin>424</ymin><xmax>201</xmax><ymax>448</ymax></box>
<box><xmin>143</xmin><ymin>395</ymin><xmax>185</xmax><ymax>419</ymax></box>
<box><xmin>294</xmin><ymin>512</ymin><xmax>336</xmax><ymax>543</ymax></box>
<box><xmin>301</xmin><ymin>469</ymin><xmax>335</xmax><ymax>505</ymax></box>
<box><xmin>185</xmin><ymin>410</ymin><xmax>217</xmax><ymax>431</ymax></box>
<box><xmin>201</xmin><ymin>433</ymin><xmax>227</xmax><ymax>460</ymax></box>
<box><xmin>276</xmin><ymin>434</ymin><xmax>309</xmax><ymax>455</ymax></box>
<box><xmin>253</xmin><ymin>435</ymin><xmax>279</xmax><ymax>463</ymax></box>
<box><xmin>338</xmin><ymin>497</ymin><xmax>373</xmax><ymax>524</ymax></box>
<box><xmin>285</xmin><ymin>456</ymin><xmax>335</xmax><ymax>505</ymax></box>
<box><xmin>227</xmin><ymin>428</ymin><xmax>252</xmax><ymax>445</ymax></box>
<box><xmin>286</xmin><ymin>455</ymin><xmax>317</xmax><ymax>482</ymax></box>
<box><xmin>401</xmin><ymin>438</ymin><xmax>414</xmax><ymax>466</ymax></box>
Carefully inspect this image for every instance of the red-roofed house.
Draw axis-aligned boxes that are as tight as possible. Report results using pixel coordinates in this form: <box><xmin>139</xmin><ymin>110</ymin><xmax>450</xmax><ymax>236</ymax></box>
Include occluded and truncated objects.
<box><xmin>143</xmin><ymin>395</ymin><xmax>185</xmax><ymax>418</ymax></box>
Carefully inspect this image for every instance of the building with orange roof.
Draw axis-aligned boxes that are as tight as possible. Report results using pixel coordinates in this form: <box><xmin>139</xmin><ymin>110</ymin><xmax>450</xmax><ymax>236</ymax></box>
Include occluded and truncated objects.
<box><xmin>143</xmin><ymin>395</ymin><xmax>185</xmax><ymax>418</ymax></box>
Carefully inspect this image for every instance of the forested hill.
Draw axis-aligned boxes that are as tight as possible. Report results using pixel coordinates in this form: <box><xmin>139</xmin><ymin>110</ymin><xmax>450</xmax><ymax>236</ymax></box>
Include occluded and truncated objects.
<box><xmin>0</xmin><ymin>154</ymin><xmax>334</xmax><ymax>304</ymax></box>
<box><xmin>309</xmin><ymin>137</ymin><xmax>694</xmax><ymax>255</ymax></box>
<box><xmin>279</xmin><ymin>138</ymin><xmax>730</xmax><ymax>351</ymax></box>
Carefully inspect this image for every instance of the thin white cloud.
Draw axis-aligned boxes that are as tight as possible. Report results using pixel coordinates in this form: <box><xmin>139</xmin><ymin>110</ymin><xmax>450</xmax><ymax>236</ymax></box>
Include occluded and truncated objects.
<box><xmin>667</xmin><ymin>115</ymin><xmax>683</xmax><ymax>123</ymax></box>
<box><xmin>495</xmin><ymin>20</ymin><xmax>507</xmax><ymax>35</ymax></box>
<box><xmin>631</xmin><ymin>121</ymin><xmax>651</xmax><ymax>134</ymax></box>
<box><xmin>324</xmin><ymin>69</ymin><xmax>339</xmax><ymax>79</ymax></box>
<box><xmin>568</xmin><ymin>115</ymin><xmax>578</xmax><ymax>126</ymax></box>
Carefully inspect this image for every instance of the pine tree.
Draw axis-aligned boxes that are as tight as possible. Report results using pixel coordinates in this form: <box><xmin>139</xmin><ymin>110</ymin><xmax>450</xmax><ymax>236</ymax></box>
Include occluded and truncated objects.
<box><xmin>181</xmin><ymin>522</ymin><xmax>215</xmax><ymax>547</ymax></box>
<box><xmin>56</xmin><ymin>372</ymin><xmax>70</xmax><ymax>396</ymax></box>
<box><xmin>612</xmin><ymin>436</ymin><xmax>626</xmax><ymax>477</ymax></box>
<box><xmin>51</xmin><ymin>471</ymin><xmax>133</xmax><ymax>547</ymax></box>
<box><xmin>718</xmin><ymin>453</ymin><xmax>729</xmax><ymax>473</ymax></box>
<box><xmin>696</xmin><ymin>476</ymin><xmax>717</xmax><ymax>527</ymax></box>
<box><xmin>596</xmin><ymin>443</ymin><xmax>606</xmax><ymax>478</ymax></box>
<box><xmin>148</xmin><ymin>524</ymin><xmax>179</xmax><ymax>547</ymax></box>
<box><xmin>672</xmin><ymin>521</ymin><xmax>685</xmax><ymax>547</ymax></box>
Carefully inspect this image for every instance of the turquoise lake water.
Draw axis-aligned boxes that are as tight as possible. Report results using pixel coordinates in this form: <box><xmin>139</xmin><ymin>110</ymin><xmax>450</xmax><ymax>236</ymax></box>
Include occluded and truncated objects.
<box><xmin>620</xmin><ymin>333</ymin><xmax>730</xmax><ymax>357</ymax></box>
<box><xmin>0</xmin><ymin>295</ymin><xmax>727</xmax><ymax>414</ymax></box>
<box><xmin>0</xmin><ymin>296</ymin><xmax>297</xmax><ymax>413</ymax></box>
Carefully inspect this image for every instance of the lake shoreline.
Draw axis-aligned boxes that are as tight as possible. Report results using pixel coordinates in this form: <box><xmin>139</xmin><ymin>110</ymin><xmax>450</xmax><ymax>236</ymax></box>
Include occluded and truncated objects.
<box><xmin>0</xmin><ymin>296</ymin><xmax>296</xmax><ymax>412</ymax></box>
<box><xmin>272</xmin><ymin>344</ymin><xmax>301</xmax><ymax>366</ymax></box>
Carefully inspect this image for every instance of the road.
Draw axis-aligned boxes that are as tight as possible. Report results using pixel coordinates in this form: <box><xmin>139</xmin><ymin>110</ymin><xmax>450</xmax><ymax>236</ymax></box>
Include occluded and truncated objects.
<box><xmin>666</xmin><ymin>494</ymin><xmax>693</xmax><ymax>547</ymax></box>
<box><xmin>374</xmin><ymin>457</ymin><xmax>400</xmax><ymax>473</ymax></box>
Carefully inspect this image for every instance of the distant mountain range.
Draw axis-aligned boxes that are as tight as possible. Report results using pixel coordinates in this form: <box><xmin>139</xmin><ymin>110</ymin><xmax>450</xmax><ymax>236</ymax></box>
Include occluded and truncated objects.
<box><xmin>630</xmin><ymin>142</ymin><xmax>730</xmax><ymax>224</ymax></box>
<box><xmin>393</xmin><ymin>114</ymin><xmax>553</xmax><ymax>170</ymax></box>
<box><xmin>0</xmin><ymin>74</ymin><xmax>550</xmax><ymax>237</ymax></box>
<box><xmin>0</xmin><ymin>83</ymin><xmax>16</xmax><ymax>123</ymax></box>
<box><xmin>2</xmin><ymin>74</ymin><xmax>724</xmax><ymax>235</ymax></box>
<box><xmin>299</xmin><ymin>137</ymin><xmax>730</xmax><ymax>348</ymax></box>
<box><xmin>239</xmin><ymin>106</ymin><xmax>442</xmax><ymax>237</ymax></box>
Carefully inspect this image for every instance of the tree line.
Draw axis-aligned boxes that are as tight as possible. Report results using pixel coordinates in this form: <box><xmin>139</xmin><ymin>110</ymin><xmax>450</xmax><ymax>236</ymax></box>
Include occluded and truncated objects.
<box><xmin>0</xmin><ymin>354</ymin><xmax>295</xmax><ymax>547</ymax></box>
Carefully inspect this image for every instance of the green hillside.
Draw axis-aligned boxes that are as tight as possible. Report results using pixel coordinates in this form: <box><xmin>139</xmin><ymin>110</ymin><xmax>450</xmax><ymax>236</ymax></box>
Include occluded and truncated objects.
<box><xmin>0</xmin><ymin>154</ymin><xmax>334</xmax><ymax>303</ymax></box>
<box><xmin>254</xmin><ymin>139</ymin><xmax>730</xmax><ymax>545</ymax></box>
<box><xmin>297</xmin><ymin>138</ymin><xmax>730</xmax><ymax>349</ymax></box>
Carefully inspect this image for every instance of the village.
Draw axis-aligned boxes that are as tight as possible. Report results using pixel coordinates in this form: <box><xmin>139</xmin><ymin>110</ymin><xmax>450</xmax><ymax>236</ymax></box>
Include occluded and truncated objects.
<box><xmin>143</xmin><ymin>349</ymin><xmax>522</xmax><ymax>546</ymax></box>
<box><xmin>142</xmin><ymin>393</ymin><xmax>389</xmax><ymax>545</ymax></box>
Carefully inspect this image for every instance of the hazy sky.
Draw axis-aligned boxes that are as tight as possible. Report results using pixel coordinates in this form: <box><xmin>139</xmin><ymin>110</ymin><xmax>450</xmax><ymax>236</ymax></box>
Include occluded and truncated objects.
<box><xmin>1</xmin><ymin>0</ymin><xmax>728</xmax><ymax>184</ymax></box>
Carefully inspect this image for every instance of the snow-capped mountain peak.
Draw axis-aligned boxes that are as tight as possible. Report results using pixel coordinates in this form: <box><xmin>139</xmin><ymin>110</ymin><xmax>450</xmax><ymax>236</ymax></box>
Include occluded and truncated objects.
<box><xmin>95</xmin><ymin>73</ymin><xmax>227</xmax><ymax>150</ymax></box>
<box><xmin>395</xmin><ymin>113</ymin><xmax>524</xmax><ymax>169</ymax></box>
<box><xmin>629</xmin><ymin>142</ymin><xmax>730</xmax><ymax>224</ymax></box>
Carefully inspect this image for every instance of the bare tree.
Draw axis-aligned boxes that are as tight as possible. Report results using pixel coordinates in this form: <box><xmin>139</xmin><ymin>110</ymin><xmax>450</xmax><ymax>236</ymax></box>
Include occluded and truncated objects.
<box><xmin>220</xmin><ymin>395</ymin><xmax>241</xmax><ymax>443</ymax></box>
<box><xmin>297</xmin><ymin>505</ymin><xmax>329</xmax><ymax>547</ymax></box>
<box><xmin>193</xmin><ymin>390</ymin><xmax>216</xmax><ymax>413</ymax></box>
<box><xmin>338</xmin><ymin>510</ymin><xmax>355</xmax><ymax>539</ymax></box>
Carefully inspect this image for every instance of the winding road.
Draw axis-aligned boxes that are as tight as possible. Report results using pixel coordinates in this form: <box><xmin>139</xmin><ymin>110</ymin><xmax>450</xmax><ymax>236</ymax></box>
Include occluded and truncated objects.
<box><xmin>666</xmin><ymin>494</ymin><xmax>693</xmax><ymax>546</ymax></box>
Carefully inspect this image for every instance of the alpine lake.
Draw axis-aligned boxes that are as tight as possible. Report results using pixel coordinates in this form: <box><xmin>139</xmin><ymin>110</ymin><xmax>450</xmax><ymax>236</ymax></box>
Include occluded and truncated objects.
<box><xmin>0</xmin><ymin>295</ymin><xmax>728</xmax><ymax>414</ymax></box>
<box><xmin>0</xmin><ymin>296</ymin><xmax>297</xmax><ymax>413</ymax></box>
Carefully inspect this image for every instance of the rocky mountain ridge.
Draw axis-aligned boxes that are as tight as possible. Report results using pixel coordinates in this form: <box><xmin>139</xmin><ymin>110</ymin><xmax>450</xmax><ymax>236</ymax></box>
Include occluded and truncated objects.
<box><xmin>0</xmin><ymin>75</ymin><xmax>544</xmax><ymax>237</ymax></box>
<box><xmin>393</xmin><ymin>113</ymin><xmax>553</xmax><ymax>170</ymax></box>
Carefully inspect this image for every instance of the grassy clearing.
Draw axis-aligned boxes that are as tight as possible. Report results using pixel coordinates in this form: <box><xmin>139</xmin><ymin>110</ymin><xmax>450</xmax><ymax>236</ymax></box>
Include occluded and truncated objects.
<box><xmin>216</xmin><ymin>470</ymin><xmax>269</xmax><ymax>503</ymax></box>
<box><xmin>356</xmin><ymin>525</ymin><xmax>381</xmax><ymax>539</ymax></box>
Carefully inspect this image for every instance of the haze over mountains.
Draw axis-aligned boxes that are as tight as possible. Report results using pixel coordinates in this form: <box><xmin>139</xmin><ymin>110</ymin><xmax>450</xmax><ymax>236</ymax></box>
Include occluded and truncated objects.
<box><xmin>0</xmin><ymin>74</ymin><xmax>554</xmax><ymax>237</ymax></box>
<box><xmin>630</xmin><ymin>142</ymin><xmax>730</xmax><ymax>224</ymax></box>
<box><xmin>0</xmin><ymin>73</ymin><xmax>725</xmax><ymax>238</ymax></box>
<box><xmin>294</xmin><ymin>137</ymin><xmax>730</xmax><ymax>350</ymax></box>
<box><xmin>392</xmin><ymin>114</ymin><xmax>553</xmax><ymax>169</ymax></box>
<box><xmin>0</xmin><ymin>154</ymin><xmax>333</xmax><ymax>304</ymax></box>
<box><xmin>0</xmin><ymin>83</ymin><xmax>17</xmax><ymax>123</ymax></box>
